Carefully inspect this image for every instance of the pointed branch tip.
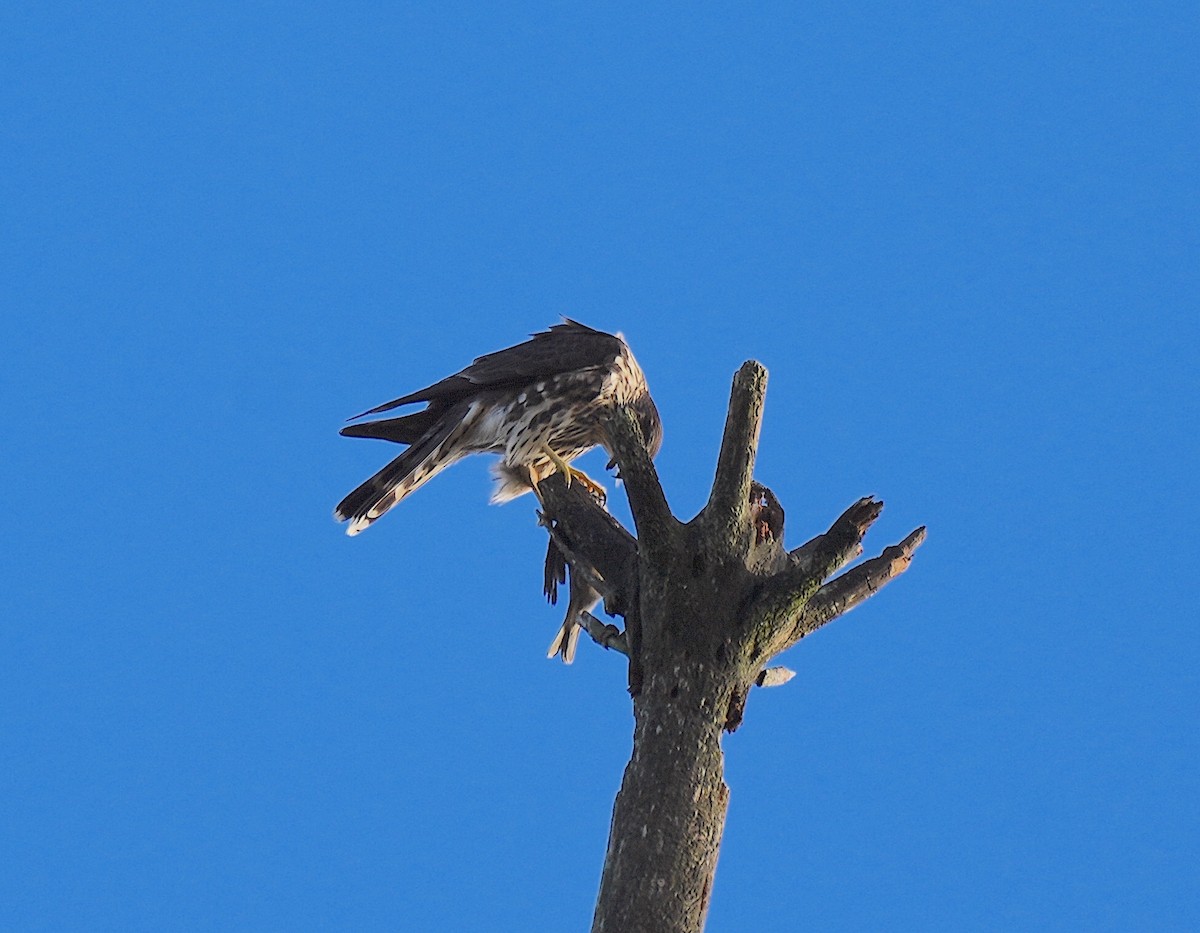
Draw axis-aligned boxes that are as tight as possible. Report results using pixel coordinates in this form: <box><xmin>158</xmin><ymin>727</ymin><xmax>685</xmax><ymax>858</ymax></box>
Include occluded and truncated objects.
<box><xmin>886</xmin><ymin>526</ymin><xmax>927</xmax><ymax>575</ymax></box>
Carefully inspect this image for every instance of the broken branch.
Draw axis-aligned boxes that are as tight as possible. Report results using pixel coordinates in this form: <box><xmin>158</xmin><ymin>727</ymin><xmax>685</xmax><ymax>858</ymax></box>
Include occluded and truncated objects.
<box><xmin>579</xmin><ymin>611</ymin><xmax>629</xmax><ymax>656</ymax></box>
<box><xmin>788</xmin><ymin>497</ymin><xmax>884</xmax><ymax>580</ymax></box>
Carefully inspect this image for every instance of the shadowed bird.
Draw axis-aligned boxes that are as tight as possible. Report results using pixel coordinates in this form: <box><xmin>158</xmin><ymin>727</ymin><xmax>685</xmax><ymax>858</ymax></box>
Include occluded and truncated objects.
<box><xmin>543</xmin><ymin>526</ymin><xmax>604</xmax><ymax>664</ymax></box>
<box><xmin>547</xmin><ymin>567</ymin><xmax>602</xmax><ymax>664</ymax></box>
<box><xmin>334</xmin><ymin>319</ymin><xmax>662</xmax><ymax>536</ymax></box>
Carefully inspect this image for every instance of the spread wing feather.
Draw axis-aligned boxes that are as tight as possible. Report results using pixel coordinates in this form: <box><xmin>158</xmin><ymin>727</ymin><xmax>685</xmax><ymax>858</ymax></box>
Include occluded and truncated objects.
<box><xmin>339</xmin><ymin>409</ymin><xmax>438</xmax><ymax>445</ymax></box>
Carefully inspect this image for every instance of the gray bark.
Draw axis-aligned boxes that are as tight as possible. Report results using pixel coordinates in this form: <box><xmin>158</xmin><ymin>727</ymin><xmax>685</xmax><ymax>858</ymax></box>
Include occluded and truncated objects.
<box><xmin>537</xmin><ymin>362</ymin><xmax>924</xmax><ymax>933</ymax></box>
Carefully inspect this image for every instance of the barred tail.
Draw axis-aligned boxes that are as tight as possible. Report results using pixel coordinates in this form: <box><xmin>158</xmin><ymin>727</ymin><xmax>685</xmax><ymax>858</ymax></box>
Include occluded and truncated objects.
<box><xmin>334</xmin><ymin>404</ymin><xmax>472</xmax><ymax>535</ymax></box>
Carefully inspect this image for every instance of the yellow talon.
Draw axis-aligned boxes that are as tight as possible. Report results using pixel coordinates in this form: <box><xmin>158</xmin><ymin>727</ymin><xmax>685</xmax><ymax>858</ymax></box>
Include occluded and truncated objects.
<box><xmin>573</xmin><ymin>470</ymin><xmax>607</xmax><ymax>501</ymax></box>
<box><xmin>544</xmin><ymin>447</ymin><xmax>573</xmax><ymax>488</ymax></box>
<box><xmin>541</xmin><ymin>447</ymin><xmax>606</xmax><ymax>502</ymax></box>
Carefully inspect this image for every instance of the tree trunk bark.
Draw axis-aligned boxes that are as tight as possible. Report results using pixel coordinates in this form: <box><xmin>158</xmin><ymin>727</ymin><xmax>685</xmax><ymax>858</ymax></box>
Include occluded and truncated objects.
<box><xmin>536</xmin><ymin>362</ymin><xmax>925</xmax><ymax>933</ymax></box>
<box><xmin>592</xmin><ymin>668</ymin><xmax>731</xmax><ymax>933</ymax></box>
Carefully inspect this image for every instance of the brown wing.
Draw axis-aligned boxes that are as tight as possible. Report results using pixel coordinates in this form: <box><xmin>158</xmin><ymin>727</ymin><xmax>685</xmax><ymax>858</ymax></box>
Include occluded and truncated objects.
<box><xmin>348</xmin><ymin>319</ymin><xmax>624</xmax><ymax>419</ymax></box>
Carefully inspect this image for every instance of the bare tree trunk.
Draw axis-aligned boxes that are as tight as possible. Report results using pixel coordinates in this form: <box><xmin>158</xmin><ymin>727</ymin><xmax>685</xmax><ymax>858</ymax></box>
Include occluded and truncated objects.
<box><xmin>593</xmin><ymin>665</ymin><xmax>731</xmax><ymax>932</ymax></box>
<box><xmin>537</xmin><ymin>362</ymin><xmax>924</xmax><ymax>933</ymax></box>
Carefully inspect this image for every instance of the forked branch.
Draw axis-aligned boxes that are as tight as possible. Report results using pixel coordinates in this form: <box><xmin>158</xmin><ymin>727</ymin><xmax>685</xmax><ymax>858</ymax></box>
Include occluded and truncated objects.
<box><xmin>775</xmin><ymin>526</ymin><xmax>926</xmax><ymax>656</ymax></box>
<box><xmin>763</xmin><ymin>522</ymin><xmax>921</xmax><ymax>661</ymax></box>
<box><xmin>747</xmin><ymin>497</ymin><xmax>885</xmax><ymax>659</ymax></box>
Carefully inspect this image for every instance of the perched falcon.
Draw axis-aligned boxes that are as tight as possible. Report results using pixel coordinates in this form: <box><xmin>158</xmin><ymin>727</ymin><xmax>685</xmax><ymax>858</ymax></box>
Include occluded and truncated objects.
<box><xmin>334</xmin><ymin>319</ymin><xmax>662</xmax><ymax>536</ymax></box>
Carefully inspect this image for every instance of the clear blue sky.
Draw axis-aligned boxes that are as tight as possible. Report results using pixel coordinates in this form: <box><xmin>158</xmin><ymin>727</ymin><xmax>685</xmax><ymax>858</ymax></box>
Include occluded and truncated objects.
<box><xmin>3</xmin><ymin>3</ymin><xmax>1196</xmax><ymax>930</ymax></box>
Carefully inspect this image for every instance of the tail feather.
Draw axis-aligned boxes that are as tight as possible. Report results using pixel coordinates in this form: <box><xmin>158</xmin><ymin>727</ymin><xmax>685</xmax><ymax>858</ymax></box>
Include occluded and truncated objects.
<box><xmin>334</xmin><ymin>446</ymin><xmax>459</xmax><ymax>535</ymax></box>
<box><xmin>546</xmin><ymin>567</ymin><xmax>602</xmax><ymax>663</ymax></box>
<box><xmin>546</xmin><ymin>620</ymin><xmax>583</xmax><ymax>664</ymax></box>
<box><xmin>334</xmin><ymin>404</ymin><xmax>472</xmax><ymax>534</ymax></box>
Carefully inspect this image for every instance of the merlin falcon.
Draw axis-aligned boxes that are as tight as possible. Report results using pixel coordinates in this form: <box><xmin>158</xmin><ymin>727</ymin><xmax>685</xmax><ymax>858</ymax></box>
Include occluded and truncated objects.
<box><xmin>334</xmin><ymin>319</ymin><xmax>662</xmax><ymax>536</ymax></box>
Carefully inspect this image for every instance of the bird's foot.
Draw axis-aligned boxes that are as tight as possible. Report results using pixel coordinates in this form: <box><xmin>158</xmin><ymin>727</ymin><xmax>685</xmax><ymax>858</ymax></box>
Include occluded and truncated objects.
<box><xmin>571</xmin><ymin>469</ymin><xmax>608</xmax><ymax>503</ymax></box>
<box><xmin>542</xmin><ymin>448</ymin><xmax>607</xmax><ymax>504</ymax></box>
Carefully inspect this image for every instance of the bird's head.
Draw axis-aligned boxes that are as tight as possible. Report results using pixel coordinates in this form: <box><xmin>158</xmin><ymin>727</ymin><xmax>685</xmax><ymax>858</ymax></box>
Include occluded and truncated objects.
<box><xmin>636</xmin><ymin>393</ymin><xmax>663</xmax><ymax>459</ymax></box>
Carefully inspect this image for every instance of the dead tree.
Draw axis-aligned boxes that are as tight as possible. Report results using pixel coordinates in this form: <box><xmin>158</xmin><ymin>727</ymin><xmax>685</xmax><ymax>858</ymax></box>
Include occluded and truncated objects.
<box><xmin>536</xmin><ymin>361</ymin><xmax>925</xmax><ymax>933</ymax></box>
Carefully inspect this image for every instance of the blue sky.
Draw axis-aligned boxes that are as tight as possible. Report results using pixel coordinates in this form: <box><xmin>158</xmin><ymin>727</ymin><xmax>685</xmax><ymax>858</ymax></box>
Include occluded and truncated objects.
<box><xmin>3</xmin><ymin>2</ymin><xmax>1196</xmax><ymax>930</ymax></box>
